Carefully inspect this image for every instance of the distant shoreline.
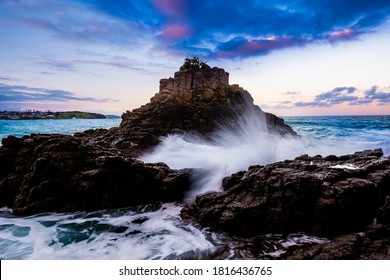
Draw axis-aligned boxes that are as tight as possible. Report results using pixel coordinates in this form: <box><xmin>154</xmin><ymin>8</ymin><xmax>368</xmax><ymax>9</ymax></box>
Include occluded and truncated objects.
<box><xmin>0</xmin><ymin>111</ymin><xmax>120</xmax><ymax>120</ymax></box>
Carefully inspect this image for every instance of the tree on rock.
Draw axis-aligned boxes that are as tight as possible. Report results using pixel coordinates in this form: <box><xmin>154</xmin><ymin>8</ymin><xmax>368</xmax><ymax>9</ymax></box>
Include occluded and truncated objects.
<box><xmin>180</xmin><ymin>57</ymin><xmax>210</xmax><ymax>71</ymax></box>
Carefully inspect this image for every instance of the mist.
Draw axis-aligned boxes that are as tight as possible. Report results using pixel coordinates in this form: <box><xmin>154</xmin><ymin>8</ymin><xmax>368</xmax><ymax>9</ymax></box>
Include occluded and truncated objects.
<box><xmin>140</xmin><ymin>108</ymin><xmax>370</xmax><ymax>197</ymax></box>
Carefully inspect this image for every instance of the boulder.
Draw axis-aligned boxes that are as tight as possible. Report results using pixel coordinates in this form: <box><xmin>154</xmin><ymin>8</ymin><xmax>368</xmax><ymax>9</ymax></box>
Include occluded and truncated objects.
<box><xmin>284</xmin><ymin>225</ymin><xmax>390</xmax><ymax>260</ymax></box>
<box><xmin>181</xmin><ymin>149</ymin><xmax>390</xmax><ymax>237</ymax></box>
<box><xmin>0</xmin><ymin>134</ymin><xmax>191</xmax><ymax>214</ymax></box>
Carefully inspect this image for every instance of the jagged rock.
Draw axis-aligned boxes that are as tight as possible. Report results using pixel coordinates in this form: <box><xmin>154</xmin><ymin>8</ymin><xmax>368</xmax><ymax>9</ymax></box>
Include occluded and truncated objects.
<box><xmin>284</xmin><ymin>225</ymin><xmax>390</xmax><ymax>260</ymax></box>
<box><xmin>152</xmin><ymin>67</ymin><xmax>229</xmax><ymax>104</ymax></box>
<box><xmin>103</xmin><ymin>65</ymin><xmax>296</xmax><ymax>156</ymax></box>
<box><xmin>0</xmin><ymin>61</ymin><xmax>297</xmax><ymax>214</ymax></box>
<box><xmin>0</xmin><ymin>134</ymin><xmax>191</xmax><ymax>214</ymax></box>
<box><xmin>181</xmin><ymin>149</ymin><xmax>390</xmax><ymax>237</ymax></box>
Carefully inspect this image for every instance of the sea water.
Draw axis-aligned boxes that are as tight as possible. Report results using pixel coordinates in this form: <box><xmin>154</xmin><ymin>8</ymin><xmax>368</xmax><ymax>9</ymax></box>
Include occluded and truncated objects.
<box><xmin>0</xmin><ymin>115</ymin><xmax>389</xmax><ymax>259</ymax></box>
<box><xmin>0</xmin><ymin>118</ymin><xmax>122</xmax><ymax>141</ymax></box>
<box><xmin>141</xmin><ymin>114</ymin><xmax>389</xmax><ymax>195</ymax></box>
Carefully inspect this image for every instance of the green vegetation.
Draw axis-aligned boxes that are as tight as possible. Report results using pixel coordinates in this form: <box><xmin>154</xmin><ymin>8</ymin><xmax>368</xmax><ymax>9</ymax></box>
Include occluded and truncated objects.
<box><xmin>180</xmin><ymin>57</ymin><xmax>210</xmax><ymax>72</ymax></box>
<box><xmin>0</xmin><ymin>110</ymin><xmax>107</xmax><ymax>120</ymax></box>
<box><xmin>105</xmin><ymin>115</ymin><xmax>121</xmax><ymax>119</ymax></box>
<box><xmin>55</xmin><ymin>111</ymin><xmax>106</xmax><ymax>119</ymax></box>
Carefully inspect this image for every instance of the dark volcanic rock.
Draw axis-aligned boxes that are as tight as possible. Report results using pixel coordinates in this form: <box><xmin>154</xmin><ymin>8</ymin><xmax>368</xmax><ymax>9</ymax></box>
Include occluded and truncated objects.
<box><xmin>284</xmin><ymin>225</ymin><xmax>390</xmax><ymax>260</ymax></box>
<box><xmin>0</xmin><ymin>134</ymin><xmax>191</xmax><ymax>215</ymax></box>
<box><xmin>0</xmin><ymin>62</ymin><xmax>297</xmax><ymax>215</ymax></box>
<box><xmin>103</xmin><ymin>66</ymin><xmax>296</xmax><ymax>156</ymax></box>
<box><xmin>181</xmin><ymin>149</ymin><xmax>390</xmax><ymax>237</ymax></box>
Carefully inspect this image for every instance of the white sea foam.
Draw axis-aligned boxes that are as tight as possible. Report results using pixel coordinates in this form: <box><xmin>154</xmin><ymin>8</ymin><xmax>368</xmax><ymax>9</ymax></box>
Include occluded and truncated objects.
<box><xmin>0</xmin><ymin>205</ymin><xmax>329</xmax><ymax>260</ymax></box>
<box><xmin>330</xmin><ymin>164</ymin><xmax>360</xmax><ymax>170</ymax></box>
<box><xmin>0</xmin><ymin>204</ymin><xmax>214</xmax><ymax>260</ymax></box>
<box><xmin>141</xmin><ymin>108</ymin><xmax>370</xmax><ymax>196</ymax></box>
<box><xmin>2</xmin><ymin>115</ymin><xmax>387</xmax><ymax>259</ymax></box>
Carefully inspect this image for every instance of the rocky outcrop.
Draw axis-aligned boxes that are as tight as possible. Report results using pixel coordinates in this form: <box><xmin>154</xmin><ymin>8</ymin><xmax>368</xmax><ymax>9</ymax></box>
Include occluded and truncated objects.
<box><xmin>181</xmin><ymin>149</ymin><xmax>390</xmax><ymax>238</ymax></box>
<box><xmin>103</xmin><ymin>66</ymin><xmax>296</xmax><ymax>156</ymax></box>
<box><xmin>0</xmin><ymin>61</ymin><xmax>388</xmax><ymax>260</ymax></box>
<box><xmin>151</xmin><ymin>66</ymin><xmax>229</xmax><ymax>104</ymax></box>
<box><xmin>284</xmin><ymin>224</ymin><xmax>390</xmax><ymax>260</ymax></box>
<box><xmin>0</xmin><ymin>61</ymin><xmax>297</xmax><ymax>215</ymax></box>
<box><xmin>0</xmin><ymin>134</ymin><xmax>191</xmax><ymax>215</ymax></box>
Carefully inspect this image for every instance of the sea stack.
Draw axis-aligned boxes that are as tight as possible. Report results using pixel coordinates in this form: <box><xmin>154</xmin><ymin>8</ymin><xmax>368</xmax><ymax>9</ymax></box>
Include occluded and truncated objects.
<box><xmin>0</xmin><ymin>58</ymin><xmax>297</xmax><ymax>214</ymax></box>
<box><xmin>103</xmin><ymin>58</ymin><xmax>297</xmax><ymax>156</ymax></box>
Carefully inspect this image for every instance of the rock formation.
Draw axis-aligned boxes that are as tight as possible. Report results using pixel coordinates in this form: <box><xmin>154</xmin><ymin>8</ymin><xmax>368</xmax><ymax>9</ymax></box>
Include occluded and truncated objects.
<box><xmin>101</xmin><ymin>62</ymin><xmax>296</xmax><ymax>156</ymax></box>
<box><xmin>181</xmin><ymin>149</ymin><xmax>390</xmax><ymax>259</ymax></box>
<box><xmin>0</xmin><ymin>59</ymin><xmax>296</xmax><ymax>214</ymax></box>
<box><xmin>1</xmin><ymin>59</ymin><xmax>388</xmax><ymax>259</ymax></box>
<box><xmin>0</xmin><ymin>134</ymin><xmax>191</xmax><ymax>215</ymax></box>
<box><xmin>283</xmin><ymin>224</ymin><xmax>390</xmax><ymax>260</ymax></box>
<box><xmin>181</xmin><ymin>149</ymin><xmax>389</xmax><ymax>236</ymax></box>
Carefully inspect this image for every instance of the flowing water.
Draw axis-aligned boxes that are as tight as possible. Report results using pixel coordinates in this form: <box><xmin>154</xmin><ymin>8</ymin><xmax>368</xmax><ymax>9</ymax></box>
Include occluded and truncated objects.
<box><xmin>0</xmin><ymin>114</ymin><xmax>389</xmax><ymax>259</ymax></box>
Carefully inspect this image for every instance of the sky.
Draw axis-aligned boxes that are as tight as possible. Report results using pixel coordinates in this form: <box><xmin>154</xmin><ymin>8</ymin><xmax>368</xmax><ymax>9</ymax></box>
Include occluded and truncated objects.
<box><xmin>1</xmin><ymin>0</ymin><xmax>390</xmax><ymax>116</ymax></box>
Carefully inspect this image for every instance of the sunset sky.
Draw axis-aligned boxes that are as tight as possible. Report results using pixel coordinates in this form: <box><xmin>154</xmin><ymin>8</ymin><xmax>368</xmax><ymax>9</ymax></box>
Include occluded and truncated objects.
<box><xmin>1</xmin><ymin>0</ymin><xmax>390</xmax><ymax>116</ymax></box>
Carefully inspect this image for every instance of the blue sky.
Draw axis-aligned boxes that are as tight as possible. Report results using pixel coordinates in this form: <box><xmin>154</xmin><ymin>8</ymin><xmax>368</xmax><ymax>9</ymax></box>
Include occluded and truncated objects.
<box><xmin>1</xmin><ymin>0</ymin><xmax>390</xmax><ymax>115</ymax></box>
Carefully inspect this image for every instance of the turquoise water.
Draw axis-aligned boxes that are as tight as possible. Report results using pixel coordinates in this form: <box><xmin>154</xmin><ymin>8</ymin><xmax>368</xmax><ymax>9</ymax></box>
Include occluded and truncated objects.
<box><xmin>0</xmin><ymin>115</ymin><xmax>389</xmax><ymax>259</ymax></box>
<box><xmin>1</xmin><ymin>116</ymin><xmax>388</xmax><ymax>155</ymax></box>
<box><xmin>0</xmin><ymin>118</ymin><xmax>122</xmax><ymax>143</ymax></box>
<box><xmin>284</xmin><ymin>115</ymin><xmax>390</xmax><ymax>156</ymax></box>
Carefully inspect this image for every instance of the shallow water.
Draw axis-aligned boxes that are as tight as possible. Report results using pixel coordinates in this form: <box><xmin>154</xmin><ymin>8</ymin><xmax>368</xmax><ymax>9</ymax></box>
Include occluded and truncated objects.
<box><xmin>0</xmin><ymin>205</ymin><xmax>328</xmax><ymax>260</ymax></box>
<box><xmin>0</xmin><ymin>118</ymin><xmax>121</xmax><ymax>142</ymax></box>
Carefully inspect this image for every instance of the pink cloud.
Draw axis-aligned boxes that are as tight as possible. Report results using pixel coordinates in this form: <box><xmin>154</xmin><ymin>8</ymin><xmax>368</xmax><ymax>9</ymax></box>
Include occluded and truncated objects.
<box><xmin>330</xmin><ymin>29</ymin><xmax>356</xmax><ymax>40</ymax></box>
<box><xmin>216</xmin><ymin>36</ymin><xmax>300</xmax><ymax>58</ymax></box>
<box><xmin>151</xmin><ymin>0</ymin><xmax>187</xmax><ymax>19</ymax></box>
<box><xmin>160</xmin><ymin>23</ymin><xmax>193</xmax><ymax>40</ymax></box>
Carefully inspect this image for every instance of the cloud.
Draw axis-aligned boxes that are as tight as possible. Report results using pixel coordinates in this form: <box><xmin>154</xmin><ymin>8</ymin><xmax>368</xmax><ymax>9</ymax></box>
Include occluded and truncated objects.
<box><xmin>159</xmin><ymin>23</ymin><xmax>193</xmax><ymax>40</ymax></box>
<box><xmin>79</xmin><ymin>0</ymin><xmax>158</xmax><ymax>24</ymax></box>
<box><xmin>294</xmin><ymin>86</ymin><xmax>359</xmax><ymax>107</ymax></box>
<box><xmin>40</xmin><ymin>71</ymin><xmax>55</xmax><ymax>75</ymax></box>
<box><xmin>313</xmin><ymin>87</ymin><xmax>358</xmax><ymax>105</ymax></box>
<box><xmin>215</xmin><ymin>36</ymin><xmax>304</xmax><ymax>58</ymax></box>
<box><xmin>151</xmin><ymin>0</ymin><xmax>187</xmax><ymax>19</ymax></box>
<box><xmin>364</xmin><ymin>86</ymin><xmax>390</xmax><ymax>104</ymax></box>
<box><xmin>1</xmin><ymin>0</ymin><xmax>154</xmax><ymax>50</ymax></box>
<box><xmin>0</xmin><ymin>76</ymin><xmax>18</xmax><ymax>81</ymax></box>
<box><xmin>284</xmin><ymin>91</ymin><xmax>300</xmax><ymax>95</ymax></box>
<box><xmin>295</xmin><ymin>101</ymin><xmax>332</xmax><ymax>108</ymax></box>
<box><xmin>329</xmin><ymin>29</ymin><xmax>358</xmax><ymax>41</ymax></box>
<box><xmin>1</xmin><ymin>0</ymin><xmax>390</xmax><ymax>60</ymax></box>
<box><xmin>0</xmin><ymin>83</ymin><xmax>118</xmax><ymax>105</ymax></box>
<box><xmin>20</xmin><ymin>18</ymin><xmax>60</xmax><ymax>33</ymax></box>
<box><xmin>77</xmin><ymin>57</ymin><xmax>148</xmax><ymax>72</ymax></box>
<box><xmin>293</xmin><ymin>86</ymin><xmax>390</xmax><ymax>108</ymax></box>
<box><xmin>260</xmin><ymin>100</ymin><xmax>294</xmax><ymax>110</ymax></box>
<box><xmin>37</xmin><ymin>58</ymin><xmax>76</xmax><ymax>71</ymax></box>
<box><xmin>34</xmin><ymin>55</ymin><xmax>151</xmax><ymax>73</ymax></box>
<box><xmin>181</xmin><ymin>0</ymin><xmax>390</xmax><ymax>58</ymax></box>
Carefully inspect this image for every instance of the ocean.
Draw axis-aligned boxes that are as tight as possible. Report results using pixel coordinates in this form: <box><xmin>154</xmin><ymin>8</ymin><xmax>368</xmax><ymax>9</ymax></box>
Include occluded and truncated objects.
<box><xmin>0</xmin><ymin>115</ymin><xmax>389</xmax><ymax>259</ymax></box>
<box><xmin>0</xmin><ymin>118</ymin><xmax>122</xmax><ymax>141</ymax></box>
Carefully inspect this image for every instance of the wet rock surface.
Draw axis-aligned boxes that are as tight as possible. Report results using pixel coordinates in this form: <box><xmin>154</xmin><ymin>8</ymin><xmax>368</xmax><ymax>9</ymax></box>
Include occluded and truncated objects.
<box><xmin>283</xmin><ymin>224</ymin><xmax>390</xmax><ymax>260</ymax></box>
<box><xmin>0</xmin><ymin>63</ymin><xmax>295</xmax><ymax>214</ymax></box>
<box><xmin>0</xmin><ymin>61</ymin><xmax>388</xmax><ymax>259</ymax></box>
<box><xmin>0</xmin><ymin>134</ymin><xmax>191</xmax><ymax>215</ymax></box>
<box><xmin>102</xmin><ymin>66</ymin><xmax>296</xmax><ymax>156</ymax></box>
<box><xmin>181</xmin><ymin>149</ymin><xmax>390</xmax><ymax>259</ymax></box>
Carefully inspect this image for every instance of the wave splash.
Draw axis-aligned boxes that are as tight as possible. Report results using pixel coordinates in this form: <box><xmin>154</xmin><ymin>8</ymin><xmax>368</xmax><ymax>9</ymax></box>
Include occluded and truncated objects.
<box><xmin>141</xmin><ymin>108</ymin><xmax>373</xmax><ymax>197</ymax></box>
<box><xmin>141</xmin><ymin>108</ymin><xmax>304</xmax><ymax>196</ymax></box>
<box><xmin>0</xmin><ymin>204</ymin><xmax>214</xmax><ymax>260</ymax></box>
<box><xmin>0</xmin><ymin>205</ymin><xmax>328</xmax><ymax>260</ymax></box>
